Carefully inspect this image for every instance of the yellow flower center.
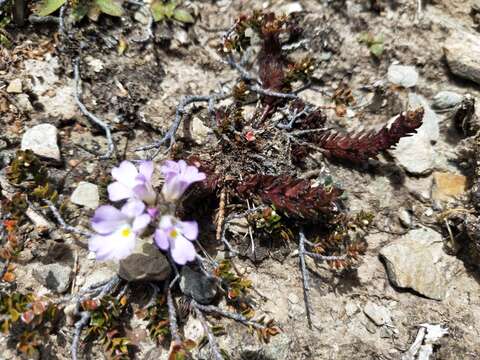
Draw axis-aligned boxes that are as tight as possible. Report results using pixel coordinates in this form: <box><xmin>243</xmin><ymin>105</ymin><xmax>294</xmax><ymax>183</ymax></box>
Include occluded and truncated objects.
<box><xmin>121</xmin><ymin>228</ymin><xmax>132</xmax><ymax>237</ymax></box>
<box><xmin>170</xmin><ymin>229</ymin><xmax>178</xmax><ymax>238</ymax></box>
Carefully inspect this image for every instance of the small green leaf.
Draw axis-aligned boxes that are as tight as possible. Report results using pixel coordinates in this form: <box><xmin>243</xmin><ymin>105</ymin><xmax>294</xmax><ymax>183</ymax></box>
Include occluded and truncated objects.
<box><xmin>369</xmin><ymin>43</ymin><xmax>384</xmax><ymax>58</ymax></box>
<box><xmin>71</xmin><ymin>1</ymin><xmax>89</xmax><ymax>22</ymax></box>
<box><xmin>151</xmin><ymin>1</ymin><xmax>165</xmax><ymax>22</ymax></box>
<box><xmin>36</xmin><ymin>0</ymin><xmax>66</xmax><ymax>16</ymax></box>
<box><xmin>173</xmin><ymin>8</ymin><xmax>194</xmax><ymax>23</ymax></box>
<box><xmin>95</xmin><ymin>0</ymin><xmax>124</xmax><ymax>17</ymax></box>
<box><xmin>164</xmin><ymin>1</ymin><xmax>176</xmax><ymax>18</ymax></box>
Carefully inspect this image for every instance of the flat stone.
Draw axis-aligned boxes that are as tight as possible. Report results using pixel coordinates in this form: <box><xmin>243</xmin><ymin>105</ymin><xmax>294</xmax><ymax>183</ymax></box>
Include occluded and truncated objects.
<box><xmin>387</xmin><ymin>64</ymin><xmax>418</xmax><ymax>88</ymax></box>
<box><xmin>380</xmin><ymin>227</ymin><xmax>455</xmax><ymax>300</ymax></box>
<box><xmin>390</xmin><ymin>132</ymin><xmax>435</xmax><ymax>175</ymax></box>
<box><xmin>82</xmin><ymin>264</ymin><xmax>117</xmax><ymax>289</ymax></box>
<box><xmin>408</xmin><ymin>93</ymin><xmax>440</xmax><ymax>143</ymax></box>
<box><xmin>71</xmin><ymin>181</ymin><xmax>99</xmax><ymax>209</ymax></box>
<box><xmin>363</xmin><ymin>301</ymin><xmax>392</xmax><ymax>326</ymax></box>
<box><xmin>444</xmin><ymin>34</ymin><xmax>480</xmax><ymax>85</ymax></box>
<box><xmin>118</xmin><ymin>238</ymin><xmax>171</xmax><ymax>282</ymax></box>
<box><xmin>180</xmin><ymin>266</ymin><xmax>217</xmax><ymax>305</ymax></box>
<box><xmin>431</xmin><ymin>172</ymin><xmax>467</xmax><ymax>202</ymax></box>
<box><xmin>398</xmin><ymin>208</ymin><xmax>412</xmax><ymax>228</ymax></box>
<box><xmin>33</xmin><ymin>263</ymin><xmax>72</xmax><ymax>293</ymax></box>
<box><xmin>21</xmin><ymin>123</ymin><xmax>61</xmax><ymax>160</ymax></box>
<box><xmin>432</xmin><ymin>91</ymin><xmax>463</xmax><ymax>110</ymax></box>
<box><xmin>6</xmin><ymin>79</ymin><xmax>22</xmax><ymax>93</ymax></box>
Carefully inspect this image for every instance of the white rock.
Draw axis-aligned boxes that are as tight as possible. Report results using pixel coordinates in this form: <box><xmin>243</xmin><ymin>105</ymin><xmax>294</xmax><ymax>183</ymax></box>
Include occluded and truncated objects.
<box><xmin>6</xmin><ymin>79</ymin><xmax>22</xmax><ymax>93</ymax></box>
<box><xmin>85</xmin><ymin>56</ymin><xmax>104</xmax><ymax>73</ymax></box>
<box><xmin>280</xmin><ymin>2</ymin><xmax>303</xmax><ymax>15</ymax></box>
<box><xmin>390</xmin><ymin>132</ymin><xmax>435</xmax><ymax>175</ymax></box>
<box><xmin>190</xmin><ymin>117</ymin><xmax>212</xmax><ymax>144</ymax></box>
<box><xmin>432</xmin><ymin>91</ymin><xmax>463</xmax><ymax>110</ymax></box>
<box><xmin>363</xmin><ymin>301</ymin><xmax>392</xmax><ymax>326</ymax></box>
<box><xmin>21</xmin><ymin>123</ymin><xmax>61</xmax><ymax>160</ymax></box>
<box><xmin>408</xmin><ymin>93</ymin><xmax>440</xmax><ymax>143</ymax></box>
<box><xmin>14</xmin><ymin>94</ymin><xmax>33</xmax><ymax>112</ymax></box>
<box><xmin>380</xmin><ymin>227</ymin><xmax>458</xmax><ymax>300</ymax></box>
<box><xmin>387</xmin><ymin>64</ymin><xmax>418</xmax><ymax>88</ymax></box>
<box><xmin>24</xmin><ymin>56</ymin><xmax>77</xmax><ymax>119</ymax></box>
<box><xmin>71</xmin><ymin>182</ymin><xmax>99</xmax><ymax>209</ymax></box>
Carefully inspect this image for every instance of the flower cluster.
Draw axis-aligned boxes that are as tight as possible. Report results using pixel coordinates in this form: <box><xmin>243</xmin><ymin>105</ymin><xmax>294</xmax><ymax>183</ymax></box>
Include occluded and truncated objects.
<box><xmin>88</xmin><ymin>160</ymin><xmax>205</xmax><ymax>265</ymax></box>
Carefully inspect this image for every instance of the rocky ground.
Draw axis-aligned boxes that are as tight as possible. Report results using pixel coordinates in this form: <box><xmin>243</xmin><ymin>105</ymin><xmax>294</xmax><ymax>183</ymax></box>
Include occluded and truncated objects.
<box><xmin>1</xmin><ymin>0</ymin><xmax>480</xmax><ymax>359</ymax></box>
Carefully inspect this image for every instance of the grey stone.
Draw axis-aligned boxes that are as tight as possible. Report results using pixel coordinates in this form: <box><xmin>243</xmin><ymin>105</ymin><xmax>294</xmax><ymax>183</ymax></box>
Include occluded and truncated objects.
<box><xmin>408</xmin><ymin>93</ymin><xmax>440</xmax><ymax>143</ymax></box>
<box><xmin>363</xmin><ymin>301</ymin><xmax>392</xmax><ymax>326</ymax></box>
<box><xmin>21</xmin><ymin>123</ymin><xmax>61</xmax><ymax>160</ymax></box>
<box><xmin>118</xmin><ymin>238</ymin><xmax>171</xmax><ymax>282</ymax></box>
<box><xmin>380</xmin><ymin>227</ymin><xmax>455</xmax><ymax>300</ymax></box>
<box><xmin>6</xmin><ymin>79</ymin><xmax>22</xmax><ymax>93</ymax></box>
<box><xmin>387</xmin><ymin>64</ymin><xmax>418</xmax><ymax>88</ymax></box>
<box><xmin>180</xmin><ymin>266</ymin><xmax>217</xmax><ymax>305</ymax></box>
<box><xmin>82</xmin><ymin>264</ymin><xmax>117</xmax><ymax>289</ymax></box>
<box><xmin>33</xmin><ymin>263</ymin><xmax>72</xmax><ymax>293</ymax></box>
<box><xmin>398</xmin><ymin>208</ymin><xmax>412</xmax><ymax>228</ymax></box>
<box><xmin>14</xmin><ymin>94</ymin><xmax>33</xmax><ymax>112</ymax></box>
<box><xmin>390</xmin><ymin>131</ymin><xmax>435</xmax><ymax>175</ymax></box>
<box><xmin>432</xmin><ymin>91</ymin><xmax>463</xmax><ymax>110</ymax></box>
<box><xmin>71</xmin><ymin>181</ymin><xmax>99</xmax><ymax>209</ymax></box>
<box><xmin>24</xmin><ymin>56</ymin><xmax>77</xmax><ymax>119</ymax></box>
<box><xmin>444</xmin><ymin>34</ymin><xmax>480</xmax><ymax>85</ymax></box>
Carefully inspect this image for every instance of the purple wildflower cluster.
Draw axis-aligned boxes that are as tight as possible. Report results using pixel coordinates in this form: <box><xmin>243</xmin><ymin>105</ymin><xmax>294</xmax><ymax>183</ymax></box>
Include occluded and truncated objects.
<box><xmin>88</xmin><ymin>160</ymin><xmax>205</xmax><ymax>265</ymax></box>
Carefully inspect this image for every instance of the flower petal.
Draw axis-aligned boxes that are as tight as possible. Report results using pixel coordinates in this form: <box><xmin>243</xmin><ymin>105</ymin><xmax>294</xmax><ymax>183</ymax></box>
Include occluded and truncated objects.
<box><xmin>159</xmin><ymin>215</ymin><xmax>174</xmax><ymax>229</ymax></box>
<box><xmin>132</xmin><ymin>214</ymin><xmax>151</xmax><ymax>233</ymax></box>
<box><xmin>91</xmin><ymin>205</ymin><xmax>127</xmax><ymax>234</ymax></box>
<box><xmin>132</xmin><ymin>184</ymin><xmax>156</xmax><ymax>205</ymax></box>
<box><xmin>154</xmin><ymin>229</ymin><xmax>170</xmax><ymax>250</ymax></box>
<box><xmin>112</xmin><ymin>161</ymin><xmax>139</xmax><ymax>188</ymax></box>
<box><xmin>182</xmin><ymin>165</ymin><xmax>206</xmax><ymax>183</ymax></box>
<box><xmin>108</xmin><ymin>182</ymin><xmax>134</xmax><ymax>202</ymax></box>
<box><xmin>178</xmin><ymin>220</ymin><xmax>198</xmax><ymax>240</ymax></box>
<box><xmin>160</xmin><ymin>160</ymin><xmax>181</xmax><ymax>181</ymax></box>
<box><xmin>138</xmin><ymin>161</ymin><xmax>154</xmax><ymax>181</ymax></box>
<box><xmin>170</xmin><ymin>234</ymin><xmax>196</xmax><ymax>265</ymax></box>
<box><xmin>89</xmin><ymin>225</ymin><xmax>136</xmax><ymax>261</ymax></box>
<box><xmin>161</xmin><ymin>178</ymin><xmax>189</xmax><ymax>202</ymax></box>
<box><xmin>121</xmin><ymin>199</ymin><xmax>145</xmax><ymax>218</ymax></box>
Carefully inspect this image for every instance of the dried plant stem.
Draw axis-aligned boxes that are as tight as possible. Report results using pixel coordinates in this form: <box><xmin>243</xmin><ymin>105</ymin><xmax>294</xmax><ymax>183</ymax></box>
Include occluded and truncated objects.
<box><xmin>136</xmin><ymin>93</ymin><xmax>229</xmax><ymax>153</ymax></box>
<box><xmin>304</xmin><ymin>252</ymin><xmax>347</xmax><ymax>262</ymax></box>
<box><xmin>73</xmin><ymin>57</ymin><xmax>115</xmax><ymax>159</ymax></box>
<box><xmin>71</xmin><ymin>276</ymin><xmax>120</xmax><ymax>360</ymax></box>
<box><xmin>71</xmin><ymin>311</ymin><xmax>90</xmax><ymax>360</ymax></box>
<box><xmin>191</xmin><ymin>300</ymin><xmax>224</xmax><ymax>360</ymax></box>
<box><xmin>249</xmin><ymin>85</ymin><xmax>298</xmax><ymax>100</ymax></box>
<box><xmin>193</xmin><ymin>302</ymin><xmax>267</xmax><ymax>330</ymax></box>
<box><xmin>166</xmin><ymin>288</ymin><xmax>181</xmax><ymax>345</ymax></box>
<box><xmin>298</xmin><ymin>230</ymin><xmax>313</xmax><ymax>329</ymax></box>
<box><xmin>44</xmin><ymin>200</ymin><xmax>91</xmax><ymax>238</ymax></box>
<box><xmin>216</xmin><ymin>187</ymin><xmax>227</xmax><ymax>242</ymax></box>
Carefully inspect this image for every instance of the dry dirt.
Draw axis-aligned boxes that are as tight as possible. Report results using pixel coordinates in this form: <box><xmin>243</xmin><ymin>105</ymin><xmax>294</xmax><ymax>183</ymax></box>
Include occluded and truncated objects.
<box><xmin>1</xmin><ymin>0</ymin><xmax>480</xmax><ymax>359</ymax></box>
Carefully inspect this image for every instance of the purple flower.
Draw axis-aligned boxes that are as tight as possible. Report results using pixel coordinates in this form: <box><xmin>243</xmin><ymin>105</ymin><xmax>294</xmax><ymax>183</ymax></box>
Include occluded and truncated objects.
<box><xmin>154</xmin><ymin>215</ymin><xmax>198</xmax><ymax>265</ymax></box>
<box><xmin>161</xmin><ymin>160</ymin><xmax>206</xmax><ymax>202</ymax></box>
<box><xmin>108</xmin><ymin>161</ymin><xmax>156</xmax><ymax>205</ymax></box>
<box><xmin>89</xmin><ymin>200</ymin><xmax>151</xmax><ymax>261</ymax></box>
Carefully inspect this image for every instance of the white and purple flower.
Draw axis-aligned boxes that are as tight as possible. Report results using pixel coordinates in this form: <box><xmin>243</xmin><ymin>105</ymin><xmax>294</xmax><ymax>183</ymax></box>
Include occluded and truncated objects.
<box><xmin>161</xmin><ymin>160</ymin><xmax>206</xmax><ymax>202</ymax></box>
<box><xmin>89</xmin><ymin>200</ymin><xmax>151</xmax><ymax>261</ymax></box>
<box><xmin>108</xmin><ymin>161</ymin><xmax>157</xmax><ymax>205</ymax></box>
<box><xmin>154</xmin><ymin>215</ymin><xmax>198</xmax><ymax>265</ymax></box>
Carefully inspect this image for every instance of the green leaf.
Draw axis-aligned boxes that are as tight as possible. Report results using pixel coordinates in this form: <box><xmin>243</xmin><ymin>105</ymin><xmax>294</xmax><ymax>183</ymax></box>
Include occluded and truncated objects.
<box><xmin>369</xmin><ymin>43</ymin><xmax>384</xmax><ymax>58</ymax></box>
<box><xmin>71</xmin><ymin>1</ymin><xmax>90</xmax><ymax>22</ymax></box>
<box><xmin>36</xmin><ymin>0</ymin><xmax>66</xmax><ymax>16</ymax></box>
<box><xmin>95</xmin><ymin>0</ymin><xmax>124</xmax><ymax>17</ymax></box>
<box><xmin>151</xmin><ymin>1</ymin><xmax>165</xmax><ymax>22</ymax></box>
<box><xmin>164</xmin><ymin>1</ymin><xmax>176</xmax><ymax>18</ymax></box>
<box><xmin>173</xmin><ymin>8</ymin><xmax>194</xmax><ymax>23</ymax></box>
